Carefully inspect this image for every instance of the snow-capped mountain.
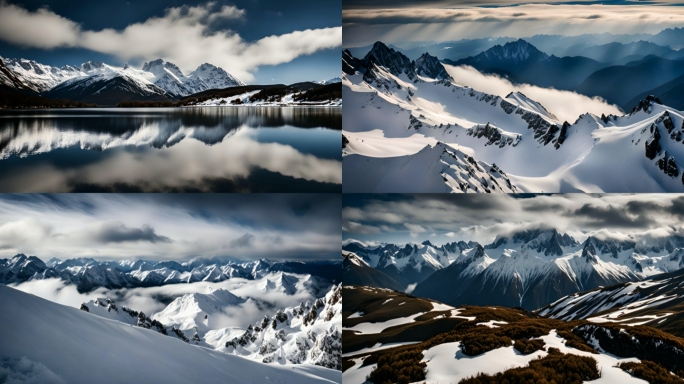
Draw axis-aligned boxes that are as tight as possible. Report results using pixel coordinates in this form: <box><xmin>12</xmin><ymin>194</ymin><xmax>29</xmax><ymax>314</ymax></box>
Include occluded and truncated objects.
<box><xmin>342</xmin><ymin>251</ymin><xmax>403</xmax><ymax>291</ymax></box>
<box><xmin>78</xmin><ymin>282</ymin><xmax>342</xmax><ymax>370</ymax></box>
<box><xmin>151</xmin><ymin>287</ymin><xmax>247</xmax><ymax>338</ymax></box>
<box><xmin>142</xmin><ymin>59</ymin><xmax>244</xmax><ymax>96</ymax></box>
<box><xmin>343</xmin><ymin>41</ymin><xmax>684</xmax><ymax>192</ymax></box>
<box><xmin>0</xmin><ymin>56</ymin><xmax>244</xmax><ymax>104</ymax></box>
<box><xmin>0</xmin><ymin>254</ymin><xmax>340</xmax><ymax>293</ymax></box>
<box><xmin>538</xmin><ymin>267</ymin><xmax>684</xmax><ymax>337</ymax></box>
<box><xmin>345</xmin><ymin>227</ymin><xmax>684</xmax><ymax>310</ymax></box>
<box><xmin>0</xmin><ymin>57</ymin><xmax>37</xmax><ymax>92</ymax></box>
<box><xmin>318</xmin><ymin>77</ymin><xmax>342</xmax><ymax>85</ymax></box>
<box><xmin>42</xmin><ymin>61</ymin><xmax>171</xmax><ymax>105</ymax></box>
<box><xmin>0</xmin><ymin>284</ymin><xmax>340</xmax><ymax>383</ymax></box>
<box><xmin>218</xmin><ymin>284</ymin><xmax>341</xmax><ymax>369</ymax></box>
<box><xmin>3</xmin><ymin>57</ymin><xmax>83</xmax><ymax>92</ymax></box>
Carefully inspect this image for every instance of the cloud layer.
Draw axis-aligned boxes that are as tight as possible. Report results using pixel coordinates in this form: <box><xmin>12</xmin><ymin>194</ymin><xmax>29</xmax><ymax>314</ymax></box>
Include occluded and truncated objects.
<box><xmin>343</xmin><ymin>194</ymin><xmax>684</xmax><ymax>245</ymax></box>
<box><xmin>0</xmin><ymin>2</ymin><xmax>341</xmax><ymax>82</ymax></box>
<box><xmin>0</xmin><ymin>194</ymin><xmax>340</xmax><ymax>261</ymax></box>
<box><xmin>343</xmin><ymin>4</ymin><xmax>684</xmax><ymax>46</ymax></box>
<box><xmin>444</xmin><ymin>64</ymin><xmax>623</xmax><ymax>121</ymax></box>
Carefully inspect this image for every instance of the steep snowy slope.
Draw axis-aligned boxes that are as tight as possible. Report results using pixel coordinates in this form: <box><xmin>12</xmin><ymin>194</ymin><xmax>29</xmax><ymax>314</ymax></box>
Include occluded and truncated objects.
<box><xmin>213</xmin><ymin>284</ymin><xmax>342</xmax><ymax>369</ymax></box>
<box><xmin>0</xmin><ymin>57</ymin><xmax>39</xmax><ymax>92</ymax></box>
<box><xmin>0</xmin><ymin>284</ymin><xmax>340</xmax><ymax>383</ymax></box>
<box><xmin>343</xmin><ymin>42</ymin><xmax>684</xmax><ymax>192</ymax></box>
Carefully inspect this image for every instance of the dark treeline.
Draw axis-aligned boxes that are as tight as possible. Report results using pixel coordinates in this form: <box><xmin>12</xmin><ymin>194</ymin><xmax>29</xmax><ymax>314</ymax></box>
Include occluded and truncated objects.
<box><xmin>0</xmin><ymin>88</ymin><xmax>96</xmax><ymax>109</ymax></box>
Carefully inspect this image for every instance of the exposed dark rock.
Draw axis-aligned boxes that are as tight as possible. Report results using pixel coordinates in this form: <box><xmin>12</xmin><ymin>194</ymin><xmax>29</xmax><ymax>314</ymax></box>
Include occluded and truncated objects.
<box><xmin>645</xmin><ymin>125</ymin><xmax>662</xmax><ymax>160</ymax></box>
<box><xmin>554</xmin><ymin>121</ymin><xmax>570</xmax><ymax>149</ymax></box>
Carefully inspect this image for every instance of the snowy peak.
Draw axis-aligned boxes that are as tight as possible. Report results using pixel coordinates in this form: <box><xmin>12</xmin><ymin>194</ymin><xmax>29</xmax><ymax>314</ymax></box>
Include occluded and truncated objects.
<box><xmin>363</xmin><ymin>41</ymin><xmax>416</xmax><ymax>80</ymax></box>
<box><xmin>142</xmin><ymin>58</ymin><xmax>184</xmax><ymax>79</ymax></box>
<box><xmin>414</xmin><ymin>52</ymin><xmax>452</xmax><ymax>81</ymax></box>
<box><xmin>482</xmin><ymin>39</ymin><xmax>548</xmax><ymax>63</ymax></box>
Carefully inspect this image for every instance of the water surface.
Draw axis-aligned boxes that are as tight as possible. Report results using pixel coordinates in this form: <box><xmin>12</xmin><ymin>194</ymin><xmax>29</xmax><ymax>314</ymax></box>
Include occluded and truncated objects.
<box><xmin>0</xmin><ymin>107</ymin><xmax>341</xmax><ymax>192</ymax></box>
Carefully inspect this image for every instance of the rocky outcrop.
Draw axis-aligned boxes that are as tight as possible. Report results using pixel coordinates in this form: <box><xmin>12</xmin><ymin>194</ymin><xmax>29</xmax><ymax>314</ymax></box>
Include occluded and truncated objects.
<box><xmin>645</xmin><ymin>124</ymin><xmax>662</xmax><ymax>160</ymax></box>
<box><xmin>656</xmin><ymin>151</ymin><xmax>679</xmax><ymax>178</ymax></box>
<box><xmin>554</xmin><ymin>121</ymin><xmax>570</xmax><ymax>149</ymax></box>
<box><xmin>467</xmin><ymin>123</ymin><xmax>521</xmax><ymax>148</ymax></box>
<box><xmin>414</xmin><ymin>53</ymin><xmax>452</xmax><ymax>81</ymax></box>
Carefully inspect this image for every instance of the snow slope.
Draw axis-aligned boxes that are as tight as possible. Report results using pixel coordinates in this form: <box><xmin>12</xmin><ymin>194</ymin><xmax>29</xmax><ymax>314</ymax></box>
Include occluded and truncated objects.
<box><xmin>343</xmin><ymin>42</ymin><xmax>684</xmax><ymax>192</ymax></box>
<box><xmin>0</xmin><ymin>284</ymin><xmax>340</xmax><ymax>384</ymax></box>
<box><xmin>416</xmin><ymin>330</ymin><xmax>644</xmax><ymax>384</ymax></box>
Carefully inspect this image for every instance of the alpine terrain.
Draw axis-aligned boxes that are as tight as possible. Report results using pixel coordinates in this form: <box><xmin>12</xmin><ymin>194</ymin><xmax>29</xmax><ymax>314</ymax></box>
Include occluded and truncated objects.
<box><xmin>343</xmin><ymin>41</ymin><xmax>684</xmax><ymax>192</ymax></box>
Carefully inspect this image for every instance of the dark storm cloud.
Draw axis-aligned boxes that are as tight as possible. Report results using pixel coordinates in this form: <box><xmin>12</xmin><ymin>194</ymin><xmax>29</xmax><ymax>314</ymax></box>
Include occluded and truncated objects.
<box><xmin>0</xmin><ymin>194</ymin><xmax>340</xmax><ymax>261</ymax></box>
<box><xmin>92</xmin><ymin>222</ymin><xmax>171</xmax><ymax>244</ymax></box>
<box><xmin>569</xmin><ymin>204</ymin><xmax>656</xmax><ymax>229</ymax></box>
<box><xmin>343</xmin><ymin>194</ymin><xmax>684</xmax><ymax>245</ymax></box>
<box><xmin>229</xmin><ymin>233</ymin><xmax>255</xmax><ymax>248</ymax></box>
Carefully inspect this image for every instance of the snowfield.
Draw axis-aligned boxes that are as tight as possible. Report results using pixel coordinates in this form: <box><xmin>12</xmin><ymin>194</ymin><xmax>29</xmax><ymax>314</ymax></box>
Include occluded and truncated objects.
<box><xmin>0</xmin><ymin>284</ymin><xmax>340</xmax><ymax>384</ymax></box>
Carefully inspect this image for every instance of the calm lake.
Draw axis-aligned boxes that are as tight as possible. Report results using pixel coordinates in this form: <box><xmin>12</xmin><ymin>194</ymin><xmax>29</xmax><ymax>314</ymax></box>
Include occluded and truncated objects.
<box><xmin>0</xmin><ymin>107</ymin><xmax>341</xmax><ymax>192</ymax></box>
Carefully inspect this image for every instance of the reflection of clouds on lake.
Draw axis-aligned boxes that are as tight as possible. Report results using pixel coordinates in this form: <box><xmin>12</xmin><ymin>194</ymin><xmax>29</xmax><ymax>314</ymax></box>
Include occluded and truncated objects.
<box><xmin>0</xmin><ymin>107</ymin><xmax>341</xmax><ymax>192</ymax></box>
<box><xmin>1</xmin><ymin>128</ymin><xmax>341</xmax><ymax>192</ymax></box>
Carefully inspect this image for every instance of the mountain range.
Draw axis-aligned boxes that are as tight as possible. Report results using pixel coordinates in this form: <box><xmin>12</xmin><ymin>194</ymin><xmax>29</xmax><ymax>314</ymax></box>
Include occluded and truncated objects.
<box><xmin>343</xmin><ymin>41</ymin><xmax>684</xmax><ymax>192</ymax></box>
<box><xmin>79</xmin><ymin>282</ymin><xmax>342</xmax><ymax>370</ymax></box>
<box><xmin>0</xmin><ymin>57</ymin><xmax>244</xmax><ymax>105</ymax></box>
<box><xmin>349</xmin><ymin>32</ymin><xmax>684</xmax><ymax>111</ymax></box>
<box><xmin>343</xmin><ymin>227</ymin><xmax>684</xmax><ymax>310</ymax></box>
<box><xmin>0</xmin><ymin>254</ymin><xmax>340</xmax><ymax>293</ymax></box>
<box><xmin>0</xmin><ymin>283</ymin><xmax>340</xmax><ymax>383</ymax></box>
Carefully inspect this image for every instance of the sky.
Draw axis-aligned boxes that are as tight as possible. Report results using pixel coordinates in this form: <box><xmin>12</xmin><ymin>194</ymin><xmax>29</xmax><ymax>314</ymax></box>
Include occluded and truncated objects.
<box><xmin>342</xmin><ymin>194</ymin><xmax>684</xmax><ymax>247</ymax></box>
<box><xmin>343</xmin><ymin>0</ymin><xmax>684</xmax><ymax>47</ymax></box>
<box><xmin>0</xmin><ymin>194</ymin><xmax>341</xmax><ymax>261</ymax></box>
<box><xmin>0</xmin><ymin>0</ymin><xmax>341</xmax><ymax>84</ymax></box>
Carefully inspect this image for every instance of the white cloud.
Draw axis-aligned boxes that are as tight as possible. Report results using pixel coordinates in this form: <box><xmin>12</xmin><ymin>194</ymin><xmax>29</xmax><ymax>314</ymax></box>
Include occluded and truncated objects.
<box><xmin>10</xmin><ymin>274</ymin><xmax>323</xmax><ymax>329</ymax></box>
<box><xmin>444</xmin><ymin>64</ymin><xmax>623</xmax><ymax>121</ymax></box>
<box><xmin>343</xmin><ymin>4</ymin><xmax>684</xmax><ymax>46</ymax></box>
<box><xmin>445</xmin><ymin>232</ymin><xmax>456</xmax><ymax>237</ymax></box>
<box><xmin>0</xmin><ymin>2</ymin><xmax>341</xmax><ymax>83</ymax></box>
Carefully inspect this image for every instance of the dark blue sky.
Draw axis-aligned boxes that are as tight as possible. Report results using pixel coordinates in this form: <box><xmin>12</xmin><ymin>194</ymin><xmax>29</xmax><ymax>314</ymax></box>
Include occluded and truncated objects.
<box><xmin>0</xmin><ymin>0</ymin><xmax>341</xmax><ymax>84</ymax></box>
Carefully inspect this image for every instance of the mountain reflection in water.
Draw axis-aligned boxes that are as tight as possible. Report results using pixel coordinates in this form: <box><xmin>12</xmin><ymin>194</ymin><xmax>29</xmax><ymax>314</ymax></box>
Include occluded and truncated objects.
<box><xmin>0</xmin><ymin>107</ymin><xmax>341</xmax><ymax>192</ymax></box>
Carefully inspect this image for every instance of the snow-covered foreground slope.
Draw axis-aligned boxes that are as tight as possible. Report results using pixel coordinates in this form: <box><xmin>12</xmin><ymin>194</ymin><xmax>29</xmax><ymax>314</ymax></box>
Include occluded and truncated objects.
<box><xmin>76</xmin><ymin>281</ymin><xmax>342</xmax><ymax>370</ymax></box>
<box><xmin>343</xmin><ymin>286</ymin><xmax>684</xmax><ymax>384</ymax></box>
<box><xmin>343</xmin><ymin>42</ymin><xmax>684</xmax><ymax>192</ymax></box>
<box><xmin>0</xmin><ymin>284</ymin><xmax>340</xmax><ymax>384</ymax></box>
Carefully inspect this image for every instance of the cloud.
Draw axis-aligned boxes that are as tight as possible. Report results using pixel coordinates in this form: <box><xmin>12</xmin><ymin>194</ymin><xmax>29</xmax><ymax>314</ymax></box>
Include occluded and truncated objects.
<box><xmin>90</xmin><ymin>221</ymin><xmax>171</xmax><ymax>244</ymax></box>
<box><xmin>444</xmin><ymin>64</ymin><xmax>623</xmax><ymax>121</ymax></box>
<box><xmin>342</xmin><ymin>194</ymin><xmax>684</xmax><ymax>245</ymax></box>
<box><xmin>0</xmin><ymin>2</ymin><xmax>341</xmax><ymax>83</ymax></box>
<box><xmin>342</xmin><ymin>4</ymin><xmax>684</xmax><ymax>47</ymax></box>
<box><xmin>0</xmin><ymin>194</ymin><xmax>340</xmax><ymax>261</ymax></box>
<box><xmin>229</xmin><ymin>233</ymin><xmax>255</xmax><ymax>248</ymax></box>
<box><xmin>10</xmin><ymin>273</ymin><xmax>325</xmax><ymax>330</ymax></box>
